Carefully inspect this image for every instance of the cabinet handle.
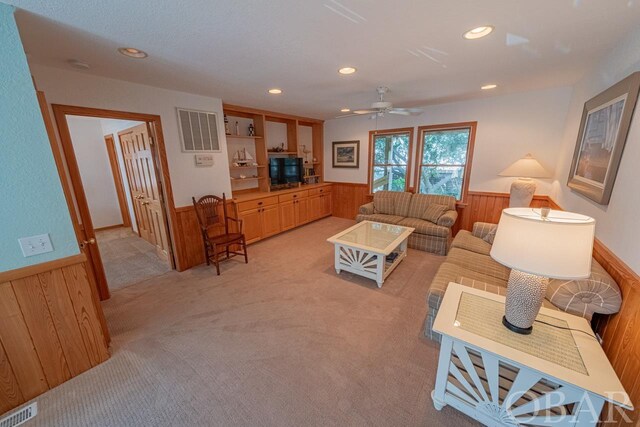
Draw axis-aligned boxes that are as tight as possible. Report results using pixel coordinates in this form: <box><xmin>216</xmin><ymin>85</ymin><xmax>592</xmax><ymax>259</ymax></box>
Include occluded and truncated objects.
<box><xmin>293</xmin><ymin>195</ymin><xmax>297</xmax><ymax>198</ymax></box>
<box><xmin>258</xmin><ymin>201</ymin><xmax>263</xmax><ymax>205</ymax></box>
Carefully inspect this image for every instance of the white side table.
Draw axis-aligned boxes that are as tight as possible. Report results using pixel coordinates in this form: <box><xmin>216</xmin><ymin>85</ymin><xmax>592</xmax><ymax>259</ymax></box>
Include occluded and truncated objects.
<box><xmin>431</xmin><ymin>283</ymin><xmax>632</xmax><ymax>426</ymax></box>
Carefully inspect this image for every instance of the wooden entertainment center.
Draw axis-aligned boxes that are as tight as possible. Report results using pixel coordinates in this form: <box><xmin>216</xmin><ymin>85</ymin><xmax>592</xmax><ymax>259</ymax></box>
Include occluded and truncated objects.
<box><xmin>223</xmin><ymin>104</ymin><xmax>330</xmax><ymax>244</ymax></box>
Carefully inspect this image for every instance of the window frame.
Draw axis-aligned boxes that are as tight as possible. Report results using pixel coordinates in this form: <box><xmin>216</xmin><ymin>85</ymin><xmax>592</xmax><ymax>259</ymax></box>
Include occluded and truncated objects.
<box><xmin>414</xmin><ymin>122</ymin><xmax>477</xmax><ymax>203</ymax></box>
<box><xmin>367</xmin><ymin>127</ymin><xmax>415</xmax><ymax>194</ymax></box>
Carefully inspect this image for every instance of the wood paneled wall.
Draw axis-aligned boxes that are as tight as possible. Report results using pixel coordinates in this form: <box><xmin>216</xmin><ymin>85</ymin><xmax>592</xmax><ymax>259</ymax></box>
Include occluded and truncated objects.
<box><xmin>0</xmin><ymin>255</ymin><xmax>110</xmax><ymax>414</ymax></box>
<box><xmin>328</xmin><ymin>182</ymin><xmax>371</xmax><ymax>220</ymax></box>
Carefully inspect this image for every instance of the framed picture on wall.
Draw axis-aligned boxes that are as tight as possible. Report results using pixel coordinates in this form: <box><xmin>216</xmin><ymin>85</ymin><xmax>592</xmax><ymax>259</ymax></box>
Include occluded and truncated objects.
<box><xmin>567</xmin><ymin>72</ymin><xmax>640</xmax><ymax>205</ymax></box>
<box><xmin>332</xmin><ymin>140</ymin><xmax>359</xmax><ymax>168</ymax></box>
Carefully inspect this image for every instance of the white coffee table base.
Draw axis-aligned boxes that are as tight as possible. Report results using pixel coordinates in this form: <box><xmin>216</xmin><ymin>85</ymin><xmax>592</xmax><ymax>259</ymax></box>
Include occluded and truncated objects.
<box><xmin>334</xmin><ymin>238</ymin><xmax>408</xmax><ymax>288</ymax></box>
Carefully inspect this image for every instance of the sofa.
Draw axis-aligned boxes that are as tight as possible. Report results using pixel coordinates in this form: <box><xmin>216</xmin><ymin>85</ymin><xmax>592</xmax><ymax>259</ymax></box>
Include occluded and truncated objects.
<box><xmin>356</xmin><ymin>191</ymin><xmax>458</xmax><ymax>255</ymax></box>
<box><xmin>424</xmin><ymin>222</ymin><xmax>623</xmax><ymax>341</ymax></box>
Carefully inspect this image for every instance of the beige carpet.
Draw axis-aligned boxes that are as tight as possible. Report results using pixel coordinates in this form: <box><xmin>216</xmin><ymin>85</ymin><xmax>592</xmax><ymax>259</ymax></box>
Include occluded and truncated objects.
<box><xmin>97</xmin><ymin>227</ymin><xmax>171</xmax><ymax>291</ymax></box>
<box><xmin>24</xmin><ymin>217</ymin><xmax>479</xmax><ymax>426</ymax></box>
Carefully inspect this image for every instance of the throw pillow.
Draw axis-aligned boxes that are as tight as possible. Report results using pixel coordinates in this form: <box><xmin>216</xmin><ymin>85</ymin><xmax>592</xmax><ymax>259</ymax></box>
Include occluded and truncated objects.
<box><xmin>422</xmin><ymin>203</ymin><xmax>448</xmax><ymax>223</ymax></box>
<box><xmin>374</xmin><ymin>196</ymin><xmax>394</xmax><ymax>215</ymax></box>
<box><xmin>483</xmin><ymin>227</ymin><xmax>497</xmax><ymax>244</ymax></box>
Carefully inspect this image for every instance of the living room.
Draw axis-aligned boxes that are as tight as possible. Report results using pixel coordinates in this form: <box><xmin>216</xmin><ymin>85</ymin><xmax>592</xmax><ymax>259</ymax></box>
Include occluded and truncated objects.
<box><xmin>1</xmin><ymin>1</ymin><xmax>639</xmax><ymax>426</ymax></box>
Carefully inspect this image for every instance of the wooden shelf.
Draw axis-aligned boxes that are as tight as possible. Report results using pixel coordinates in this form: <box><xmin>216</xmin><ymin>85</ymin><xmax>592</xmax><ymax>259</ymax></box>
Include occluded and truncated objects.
<box><xmin>226</xmin><ymin>135</ymin><xmax>263</xmax><ymax>140</ymax></box>
<box><xmin>229</xmin><ymin>165</ymin><xmax>266</xmax><ymax>170</ymax></box>
<box><xmin>304</xmin><ymin>175</ymin><xmax>320</xmax><ymax>178</ymax></box>
<box><xmin>230</xmin><ymin>177</ymin><xmax>266</xmax><ymax>183</ymax></box>
<box><xmin>268</xmin><ymin>151</ymin><xmax>298</xmax><ymax>155</ymax></box>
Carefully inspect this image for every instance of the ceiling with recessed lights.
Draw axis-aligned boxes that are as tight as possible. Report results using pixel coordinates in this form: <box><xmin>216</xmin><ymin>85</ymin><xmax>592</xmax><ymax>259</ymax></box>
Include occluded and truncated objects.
<box><xmin>11</xmin><ymin>0</ymin><xmax>640</xmax><ymax>119</ymax></box>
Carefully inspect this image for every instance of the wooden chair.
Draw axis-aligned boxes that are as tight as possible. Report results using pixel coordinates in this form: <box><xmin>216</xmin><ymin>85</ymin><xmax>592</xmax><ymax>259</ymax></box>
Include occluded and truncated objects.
<box><xmin>192</xmin><ymin>193</ymin><xmax>248</xmax><ymax>275</ymax></box>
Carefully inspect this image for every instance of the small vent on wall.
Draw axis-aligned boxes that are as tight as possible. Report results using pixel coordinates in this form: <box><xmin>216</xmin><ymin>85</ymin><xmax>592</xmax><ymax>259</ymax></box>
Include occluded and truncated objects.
<box><xmin>177</xmin><ymin>108</ymin><xmax>220</xmax><ymax>152</ymax></box>
<box><xmin>0</xmin><ymin>403</ymin><xmax>37</xmax><ymax>427</ymax></box>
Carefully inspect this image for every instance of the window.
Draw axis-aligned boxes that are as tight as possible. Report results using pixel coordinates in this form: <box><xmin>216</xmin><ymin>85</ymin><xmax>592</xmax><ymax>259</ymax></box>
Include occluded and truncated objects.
<box><xmin>415</xmin><ymin>122</ymin><xmax>476</xmax><ymax>201</ymax></box>
<box><xmin>369</xmin><ymin>128</ymin><xmax>413</xmax><ymax>193</ymax></box>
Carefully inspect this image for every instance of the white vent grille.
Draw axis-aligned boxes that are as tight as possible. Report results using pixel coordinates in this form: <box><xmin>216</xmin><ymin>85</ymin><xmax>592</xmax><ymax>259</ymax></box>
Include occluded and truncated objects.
<box><xmin>0</xmin><ymin>403</ymin><xmax>37</xmax><ymax>427</ymax></box>
<box><xmin>177</xmin><ymin>108</ymin><xmax>220</xmax><ymax>152</ymax></box>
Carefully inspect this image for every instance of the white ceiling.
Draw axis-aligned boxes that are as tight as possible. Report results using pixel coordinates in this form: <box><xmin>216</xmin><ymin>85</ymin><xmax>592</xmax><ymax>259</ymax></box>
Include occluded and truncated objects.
<box><xmin>11</xmin><ymin>0</ymin><xmax>640</xmax><ymax>119</ymax></box>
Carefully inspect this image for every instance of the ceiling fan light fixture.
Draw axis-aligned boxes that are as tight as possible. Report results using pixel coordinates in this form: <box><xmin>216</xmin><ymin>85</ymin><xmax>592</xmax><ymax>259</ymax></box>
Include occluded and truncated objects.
<box><xmin>338</xmin><ymin>67</ymin><xmax>357</xmax><ymax>75</ymax></box>
<box><xmin>340</xmin><ymin>108</ymin><xmax>351</xmax><ymax>112</ymax></box>
<box><xmin>481</xmin><ymin>84</ymin><xmax>498</xmax><ymax>90</ymax></box>
<box><xmin>118</xmin><ymin>47</ymin><xmax>148</xmax><ymax>58</ymax></box>
<box><xmin>268</xmin><ymin>88</ymin><xmax>283</xmax><ymax>94</ymax></box>
<box><xmin>463</xmin><ymin>25</ymin><xmax>494</xmax><ymax>40</ymax></box>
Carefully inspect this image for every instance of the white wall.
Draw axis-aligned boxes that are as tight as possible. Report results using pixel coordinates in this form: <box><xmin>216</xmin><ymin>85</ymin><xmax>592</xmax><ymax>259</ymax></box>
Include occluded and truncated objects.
<box><xmin>551</xmin><ymin>26</ymin><xmax>640</xmax><ymax>274</ymax></box>
<box><xmin>100</xmin><ymin>118</ymin><xmax>145</xmax><ymax>233</ymax></box>
<box><xmin>324</xmin><ymin>86</ymin><xmax>573</xmax><ymax>195</ymax></box>
<box><xmin>31</xmin><ymin>63</ymin><xmax>232</xmax><ymax>207</ymax></box>
<box><xmin>66</xmin><ymin>116</ymin><xmax>122</xmax><ymax>228</ymax></box>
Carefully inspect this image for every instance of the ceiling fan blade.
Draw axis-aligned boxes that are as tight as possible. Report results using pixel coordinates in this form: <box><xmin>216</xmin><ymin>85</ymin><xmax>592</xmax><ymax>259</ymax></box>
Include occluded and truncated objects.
<box><xmin>390</xmin><ymin>107</ymin><xmax>424</xmax><ymax>115</ymax></box>
<box><xmin>334</xmin><ymin>113</ymin><xmax>361</xmax><ymax>119</ymax></box>
<box><xmin>353</xmin><ymin>109</ymin><xmax>377</xmax><ymax>114</ymax></box>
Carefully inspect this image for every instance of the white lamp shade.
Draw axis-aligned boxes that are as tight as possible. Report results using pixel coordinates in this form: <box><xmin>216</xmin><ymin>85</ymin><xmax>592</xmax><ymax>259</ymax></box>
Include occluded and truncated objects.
<box><xmin>498</xmin><ymin>153</ymin><xmax>550</xmax><ymax>178</ymax></box>
<box><xmin>490</xmin><ymin>208</ymin><xmax>595</xmax><ymax>279</ymax></box>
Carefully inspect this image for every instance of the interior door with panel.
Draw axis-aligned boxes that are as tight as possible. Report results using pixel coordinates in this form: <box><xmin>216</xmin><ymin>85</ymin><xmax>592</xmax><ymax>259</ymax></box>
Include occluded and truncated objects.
<box><xmin>321</xmin><ymin>193</ymin><xmax>332</xmax><ymax>217</ymax></box>
<box><xmin>238</xmin><ymin>208</ymin><xmax>262</xmax><ymax>243</ymax></box>
<box><xmin>119</xmin><ymin>124</ymin><xmax>170</xmax><ymax>263</ymax></box>
<box><xmin>279</xmin><ymin>201</ymin><xmax>296</xmax><ymax>231</ymax></box>
<box><xmin>308</xmin><ymin>195</ymin><xmax>322</xmax><ymax>222</ymax></box>
<box><xmin>295</xmin><ymin>198</ymin><xmax>309</xmax><ymax>225</ymax></box>
<box><xmin>260</xmin><ymin>205</ymin><xmax>281</xmax><ymax>238</ymax></box>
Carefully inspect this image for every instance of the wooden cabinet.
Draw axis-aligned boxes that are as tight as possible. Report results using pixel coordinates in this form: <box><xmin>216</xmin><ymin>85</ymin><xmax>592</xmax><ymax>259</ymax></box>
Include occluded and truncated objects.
<box><xmin>234</xmin><ymin>184</ymin><xmax>332</xmax><ymax>244</ymax></box>
<box><xmin>280</xmin><ymin>201</ymin><xmax>296</xmax><ymax>231</ymax></box>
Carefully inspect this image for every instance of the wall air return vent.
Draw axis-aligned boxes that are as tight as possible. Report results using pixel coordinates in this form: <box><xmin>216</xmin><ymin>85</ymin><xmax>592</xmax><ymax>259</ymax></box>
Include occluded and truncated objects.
<box><xmin>177</xmin><ymin>108</ymin><xmax>221</xmax><ymax>152</ymax></box>
<box><xmin>0</xmin><ymin>403</ymin><xmax>37</xmax><ymax>427</ymax></box>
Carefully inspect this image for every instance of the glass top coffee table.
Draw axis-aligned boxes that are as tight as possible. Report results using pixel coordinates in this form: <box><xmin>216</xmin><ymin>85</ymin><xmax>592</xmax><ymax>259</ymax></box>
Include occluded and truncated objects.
<box><xmin>326</xmin><ymin>221</ymin><xmax>414</xmax><ymax>287</ymax></box>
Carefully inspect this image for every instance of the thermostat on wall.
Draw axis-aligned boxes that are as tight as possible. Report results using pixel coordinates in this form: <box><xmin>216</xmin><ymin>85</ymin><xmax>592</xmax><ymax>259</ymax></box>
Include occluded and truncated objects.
<box><xmin>195</xmin><ymin>154</ymin><xmax>214</xmax><ymax>167</ymax></box>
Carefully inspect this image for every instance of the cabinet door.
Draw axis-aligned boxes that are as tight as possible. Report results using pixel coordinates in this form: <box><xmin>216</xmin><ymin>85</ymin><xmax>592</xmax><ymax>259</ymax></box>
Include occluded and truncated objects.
<box><xmin>279</xmin><ymin>201</ymin><xmax>296</xmax><ymax>231</ymax></box>
<box><xmin>295</xmin><ymin>198</ymin><xmax>310</xmax><ymax>225</ymax></box>
<box><xmin>261</xmin><ymin>205</ymin><xmax>281</xmax><ymax>238</ymax></box>
<box><xmin>308</xmin><ymin>195</ymin><xmax>322</xmax><ymax>222</ymax></box>
<box><xmin>239</xmin><ymin>208</ymin><xmax>262</xmax><ymax>244</ymax></box>
<box><xmin>321</xmin><ymin>193</ymin><xmax>332</xmax><ymax>217</ymax></box>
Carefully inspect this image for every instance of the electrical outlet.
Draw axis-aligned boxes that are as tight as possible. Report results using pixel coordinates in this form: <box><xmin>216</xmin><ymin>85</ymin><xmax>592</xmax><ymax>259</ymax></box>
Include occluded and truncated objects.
<box><xmin>18</xmin><ymin>234</ymin><xmax>53</xmax><ymax>257</ymax></box>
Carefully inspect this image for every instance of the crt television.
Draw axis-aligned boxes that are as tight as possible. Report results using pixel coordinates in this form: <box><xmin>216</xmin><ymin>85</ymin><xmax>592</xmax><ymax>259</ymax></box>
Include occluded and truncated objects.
<box><xmin>269</xmin><ymin>157</ymin><xmax>304</xmax><ymax>185</ymax></box>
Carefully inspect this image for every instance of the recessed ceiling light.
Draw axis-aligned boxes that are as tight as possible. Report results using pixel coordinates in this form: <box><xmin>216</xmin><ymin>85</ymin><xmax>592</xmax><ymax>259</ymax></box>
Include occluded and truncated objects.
<box><xmin>268</xmin><ymin>88</ymin><xmax>282</xmax><ymax>94</ymax></box>
<box><xmin>338</xmin><ymin>67</ymin><xmax>357</xmax><ymax>75</ymax></box>
<box><xmin>118</xmin><ymin>47</ymin><xmax>148</xmax><ymax>58</ymax></box>
<box><xmin>481</xmin><ymin>84</ymin><xmax>497</xmax><ymax>90</ymax></box>
<box><xmin>340</xmin><ymin>108</ymin><xmax>351</xmax><ymax>112</ymax></box>
<box><xmin>463</xmin><ymin>26</ymin><xmax>494</xmax><ymax>40</ymax></box>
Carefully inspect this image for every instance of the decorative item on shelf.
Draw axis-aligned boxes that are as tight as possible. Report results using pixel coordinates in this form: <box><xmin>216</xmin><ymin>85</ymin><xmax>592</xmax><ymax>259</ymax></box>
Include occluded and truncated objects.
<box><xmin>235</xmin><ymin>121</ymin><xmax>240</xmax><ymax>136</ymax></box>
<box><xmin>490</xmin><ymin>208</ymin><xmax>596</xmax><ymax>335</ymax></box>
<box><xmin>224</xmin><ymin>114</ymin><xmax>231</xmax><ymax>135</ymax></box>
<box><xmin>498</xmin><ymin>153</ymin><xmax>550</xmax><ymax>207</ymax></box>
<box><xmin>268</xmin><ymin>143</ymin><xmax>286</xmax><ymax>153</ymax></box>
<box><xmin>239</xmin><ymin>174</ymin><xmax>247</xmax><ymax>179</ymax></box>
<box><xmin>332</xmin><ymin>140</ymin><xmax>360</xmax><ymax>168</ymax></box>
<box><xmin>232</xmin><ymin>148</ymin><xmax>254</xmax><ymax>167</ymax></box>
<box><xmin>301</xmin><ymin>144</ymin><xmax>311</xmax><ymax>163</ymax></box>
<box><xmin>568</xmin><ymin>72</ymin><xmax>640</xmax><ymax>205</ymax></box>
<box><xmin>248</xmin><ymin>123</ymin><xmax>255</xmax><ymax>136</ymax></box>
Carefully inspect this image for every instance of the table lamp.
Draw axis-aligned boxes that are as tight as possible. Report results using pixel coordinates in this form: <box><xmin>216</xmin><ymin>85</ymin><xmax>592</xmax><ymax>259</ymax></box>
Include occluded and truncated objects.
<box><xmin>490</xmin><ymin>208</ymin><xmax>595</xmax><ymax>334</ymax></box>
<box><xmin>498</xmin><ymin>154</ymin><xmax>550</xmax><ymax>207</ymax></box>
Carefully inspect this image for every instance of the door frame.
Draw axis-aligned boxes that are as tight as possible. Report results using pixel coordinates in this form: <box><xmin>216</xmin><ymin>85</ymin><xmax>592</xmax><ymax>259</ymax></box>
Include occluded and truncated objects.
<box><xmin>103</xmin><ymin>134</ymin><xmax>132</xmax><ymax>229</ymax></box>
<box><xmin>51</xmin><ymin>104</ymin><xmax>179</xmax><ymax>300</ymax></box>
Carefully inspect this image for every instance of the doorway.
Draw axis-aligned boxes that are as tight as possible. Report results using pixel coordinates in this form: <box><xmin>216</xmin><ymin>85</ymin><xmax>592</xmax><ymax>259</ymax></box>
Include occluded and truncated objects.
<box><xmin>51</xmin><ymin>105</ymin><xmax>177</xmax><ymax>299</ymax></box>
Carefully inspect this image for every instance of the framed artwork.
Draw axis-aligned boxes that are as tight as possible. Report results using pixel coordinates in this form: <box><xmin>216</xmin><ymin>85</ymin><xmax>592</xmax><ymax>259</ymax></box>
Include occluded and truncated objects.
<box><xmin>332</xmin><ymin>140</ymin><xmax>360</xmax><ymax>168</ymax></box>
<box><xmin>567</xmin><ymin>72</ymin><xmax>640</xmax><ymax>205</ymax></box>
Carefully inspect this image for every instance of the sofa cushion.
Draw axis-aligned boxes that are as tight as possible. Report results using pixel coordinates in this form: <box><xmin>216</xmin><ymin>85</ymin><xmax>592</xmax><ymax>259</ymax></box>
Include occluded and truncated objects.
<box><xmin>451</xmin><ymin>230</ymin><xmax>492</xmax><ymax>256</ymax></box>
<box><xmin>355</xmin><ymin>213</ymin><xmax>405</xmax><ymax>225</ymax></box>
<box><xmin>422</xmin><ymin>203</ymin><xmax>449</xmax><ymax>223</ymax></box>
<box><xmin>446</xmin><ymin>247</ymin><xmax>511</xmax><ymax>282</ymax></box>
<box><xmin>407</xmin><ymin>193</ymin><xmax>456</xmax><ymax>218</ymax></box>
<box><xmin>427</xmin><ymin>262</ymin><xmax>508</xmax><ymax>310</ymax></box>
<box><xmin>372</xmin><ymin>191</ymin><xmax>413</xmax><ymax>217</ymax></box>
<box><xmin>398</xmin><ymin>218</ymin><xmax>450</xmax><ymax>238</ymax></box>
<box><xmin>483</xmin><ymin>227</ymin><xmax>497</xmax><ymax>244</ymax></box>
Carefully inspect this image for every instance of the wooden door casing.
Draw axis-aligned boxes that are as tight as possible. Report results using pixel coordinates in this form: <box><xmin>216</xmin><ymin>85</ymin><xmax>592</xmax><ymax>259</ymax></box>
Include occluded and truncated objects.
<box><xmin>118</xmin><ymin>124</ymin><xmax>170</xmax><ymax>263</ymax></box>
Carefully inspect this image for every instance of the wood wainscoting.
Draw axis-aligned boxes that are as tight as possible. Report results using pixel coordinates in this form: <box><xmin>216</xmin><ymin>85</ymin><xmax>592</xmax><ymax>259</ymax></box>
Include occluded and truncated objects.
<box><xmin>328</xmin><ymin>182</ymin><xmax>371</xmax><ymax>220</ymax></box>
<box><xmin>0</xmin><ymin>254</ymin><xmax>110</xmax><ymax>414</ymax></box>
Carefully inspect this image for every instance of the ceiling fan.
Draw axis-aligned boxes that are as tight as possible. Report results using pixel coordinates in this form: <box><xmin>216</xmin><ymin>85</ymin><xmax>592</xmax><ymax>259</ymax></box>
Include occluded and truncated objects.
<box><xmin>337</xmin><ymin>86</ymin><xmax>424</xmax><ymax>118</ymax></box>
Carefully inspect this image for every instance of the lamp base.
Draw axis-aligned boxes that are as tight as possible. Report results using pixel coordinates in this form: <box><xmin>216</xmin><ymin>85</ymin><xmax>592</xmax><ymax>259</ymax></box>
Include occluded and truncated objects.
<box><xmin>503</xmin><ymin>269</ymin><xmax>549</xmax><ymax>333</ymax></box>
<box><xmin>502</xmin><ymin>315</ymin><xmax>532</xmax><ymax>335</ymax></box>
